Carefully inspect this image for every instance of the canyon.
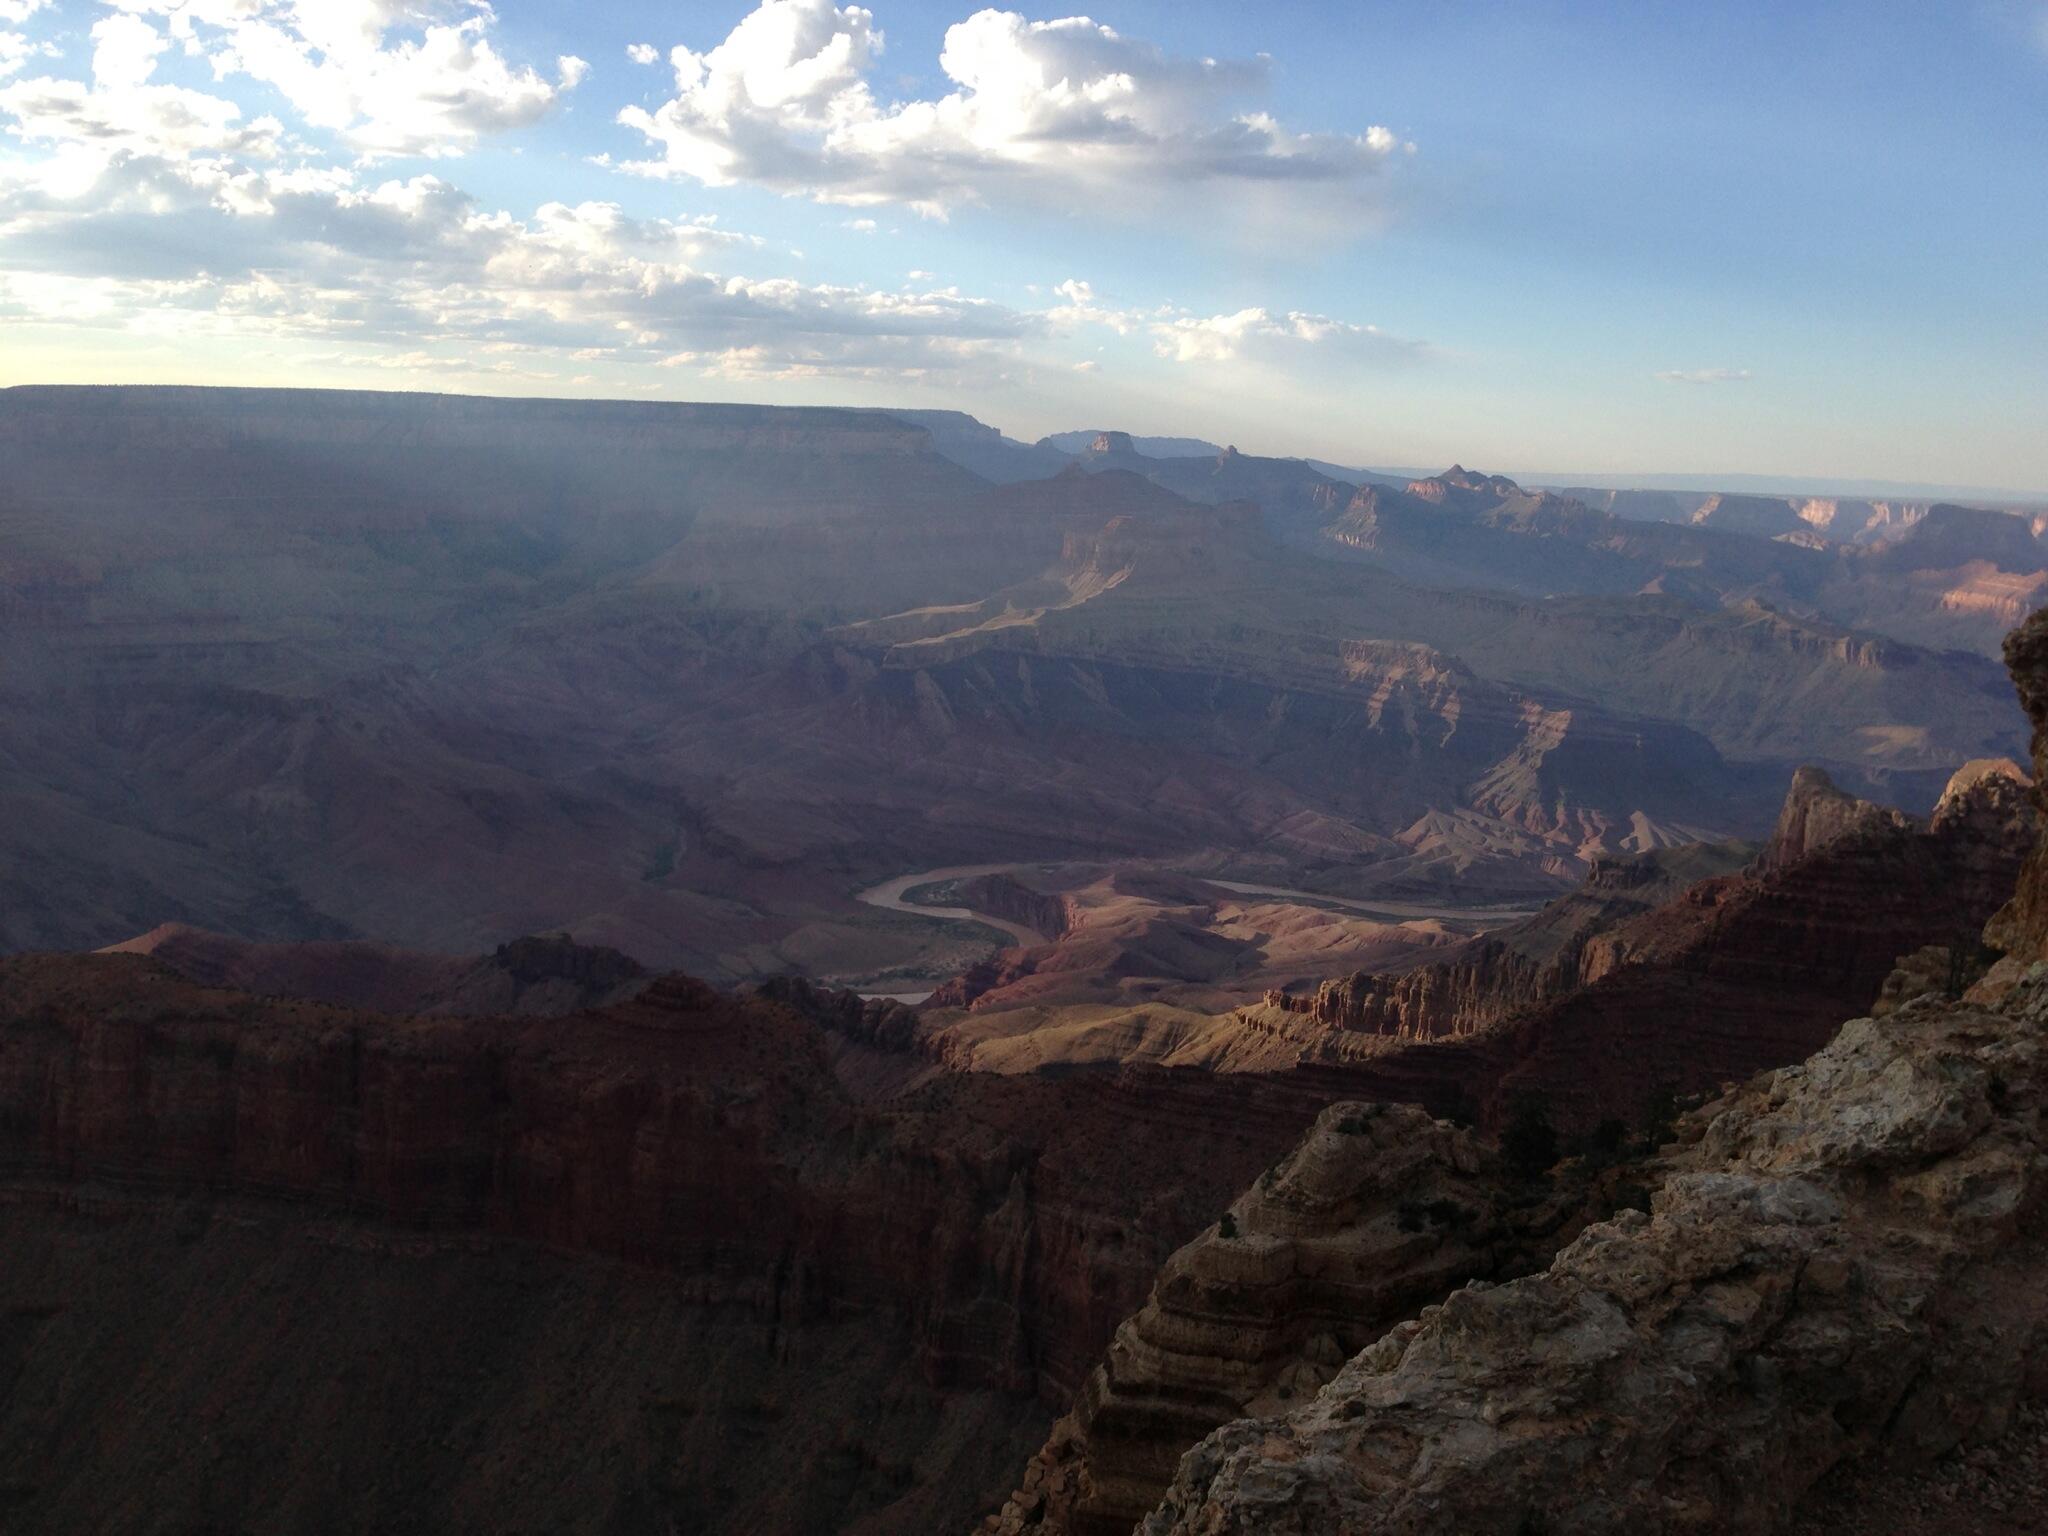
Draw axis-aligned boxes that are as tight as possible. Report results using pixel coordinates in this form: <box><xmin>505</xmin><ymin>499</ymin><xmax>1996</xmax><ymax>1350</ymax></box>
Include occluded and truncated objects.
<box><xmin>0</xmin><ymin>957</ymin><xmax>1338</xmax><ymax>1533</ymax></box>
<box><xmin>2</xmin><ymin>387</ymin><xmax>2031</xmax><ymax>985</ymax></box>
<box><xmin>984</xmin><ymin>609</ymin><xmax>2048</xmax><ymax>1536</ymax></box>
<box><xmin>0</xmin><ymin>707</ymin><xmax>2035</xmax><ymax>1534</ymax></box>
<box><xmin>5</xmin><ymin>386</ymin><xmax>2048</xmax><ymax>1534</ymax></box>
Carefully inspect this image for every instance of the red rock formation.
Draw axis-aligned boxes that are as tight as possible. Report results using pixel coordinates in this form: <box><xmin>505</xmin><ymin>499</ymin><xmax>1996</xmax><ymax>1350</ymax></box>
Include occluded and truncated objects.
<box><xmin>977</xmin><ymin>1103</ymin><xmax>1611</xmax><ymax>1536</ymax></box>
<box><xmin>97</xmin><ymin>922</ymin><xmax>649</xmax><ymax>1016</ymax></box>
<box><xmin>1251</xmin><ymin>762</ymin><xmax>2030</xmax><ymax>1131</ymax></box>
<box><xmin>945</xmin><ymin>874</ymin><xmax>1073</xmax><ymax>945</ymax></box>
<box><xmin>980</xmin><ymin>630</ymin><xmax>2048</xmax><ymax>1536</ymax></box>
<box><xmin>1144</xmin><ymin>986</ymin><xmax>2048</xmax><ymax>1536</ymax></box>
<box><xmin>0</xmin><ymin>955</ymin><xmax>1348</xmax><ymax>1533</ymax></box>
<box><xmin>1755</xmin><ymin>763</ymin><xmax>1908</xmax><ymax>871</ymax></box>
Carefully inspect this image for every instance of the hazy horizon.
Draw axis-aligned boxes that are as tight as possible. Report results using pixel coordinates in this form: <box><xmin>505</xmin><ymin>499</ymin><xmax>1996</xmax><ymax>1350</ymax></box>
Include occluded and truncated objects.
<box><xmin>2</xmin><ymin>1</ymin><xmax>2044</xmax><ymax>488</ymax></box>
<box><xmin>9</xmin><ymin>378</ymin><xmax>2042</xmax><ymax>503</ymax></box>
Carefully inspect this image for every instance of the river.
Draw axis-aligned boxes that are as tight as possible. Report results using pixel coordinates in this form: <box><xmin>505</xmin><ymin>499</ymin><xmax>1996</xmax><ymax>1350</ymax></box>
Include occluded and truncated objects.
<box><xmin>853</xmin><ymin>864</ymin><xmax>1536</xmax><ymax>953</ymax></box>
<box><xmin>852</xmin><ymin>864</ymin><xmax>1054</xmax><ymax>949</ymax></box>
<box><xmin>1199</xmin><ymin>879</ymin><xmax>1540</xmax><ymax>924</ymax></box>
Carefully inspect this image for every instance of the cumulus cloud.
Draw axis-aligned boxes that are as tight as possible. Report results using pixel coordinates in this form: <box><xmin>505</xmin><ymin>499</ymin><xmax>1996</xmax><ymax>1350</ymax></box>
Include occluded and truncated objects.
<box><xmin>0</xmin><ymin>5</ymin><xmax>1417</xmax><ymax>396</ymax></box>
<box><xmin>0</xmin><ymin>14</ymin><xmax>281</xmax><ymax>159</ymax></box>
<box><xmin>1045</xmin><ymin>275</ymin><xmax>1141</xmax><ymax>335</ymax></box>
<box><xmin>626</xmin><ymin>42</ymin><xmax>659</xmax><ymax>66</ymax></box>
<box><xmin>616</xmin><ymin>1</ymin><xmax>1410</xmax><ymax>219</ymax></box>
<box><xmin>0</xmin><ymin>0</ymin><xmax>48</xmax><ymax>78</ymax></box>
<box><xmin>102</xmin><ymin>0</ymin><xmax>584</xmax><ymax>158</ymax></box>
<box><xmin>1655</xmin><ymin>367</ymin><xmax>1752</xmax><ymax>384</ymax></box>
<box><xmin>0</xmin><ymin>128</ymin><xmax>1040</xmax><ymax>385</ymax></box>
<box><xmin>1150</xmin><ymin>306</ymin><xmax>1419</xmax><ymax>366</ymax></box>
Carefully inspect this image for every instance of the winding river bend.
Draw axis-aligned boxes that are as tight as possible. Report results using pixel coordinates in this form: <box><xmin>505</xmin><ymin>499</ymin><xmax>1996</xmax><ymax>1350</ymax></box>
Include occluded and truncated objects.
<box><xmin>852</xmin><ymin>865</ymin><xmax>1054</xmax><ymax>949</ymax></box>
<box><xmin>1199</xmin><ymin>880</ymin><xmax>1540</xmax><ymax>924</ymax></box>
<box><xmin>854</xmin><ymin>865</ymin><xmax>1538</xmax><ymax>952</ymax></box>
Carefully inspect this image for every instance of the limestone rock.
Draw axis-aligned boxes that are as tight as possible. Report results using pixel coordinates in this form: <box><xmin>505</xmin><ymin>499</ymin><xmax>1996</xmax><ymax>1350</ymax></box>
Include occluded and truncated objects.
<box><xmin>977</xmin><ymin>1103</ymin><xmax>1614</xmax><ymax>1536</ymax></box>
<box><xmin>1975</xmin><ymin>609</ymin><xmax>2048</xmax><ymax>1001</ymax></box>
<box><xmin>1755</xmin><ymin>764</ymin><xmax>1907</xmax><ymax>873</ymax></box>
<box><xmin>1143</xmin><ymin>988</ymin><xmax>2048</xmax><ymax>1535</ymax></box>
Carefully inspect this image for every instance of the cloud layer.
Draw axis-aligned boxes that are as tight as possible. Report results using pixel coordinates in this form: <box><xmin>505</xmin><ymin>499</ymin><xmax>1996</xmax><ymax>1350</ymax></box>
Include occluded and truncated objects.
<box><xmin>1655</xmin><ymin>367</ymin><xmax>1752</xmax><ymax>385</ymax></box>
<box><xmin>617</xmin><ymin>0</ymin><xmax>1410</xmax><ymax>218</ymax></box>
<box><xmin>102</xmin><ymin>0</ymin><xmax>584</xmax><ymax>158</ymax></box>
<box><xmin>0</xmin><ymin>141</ymin><xmax>1047</xmax><ymax>383</ymax></box>
<box><xmin>0</xmin><ymin>1</ymin><xmax>1420</xmax><ymax>401</ymax></box>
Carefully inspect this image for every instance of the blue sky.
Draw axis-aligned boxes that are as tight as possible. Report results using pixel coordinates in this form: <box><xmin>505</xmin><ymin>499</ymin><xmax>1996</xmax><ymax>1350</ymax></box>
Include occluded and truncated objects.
<box><xmin>1</xmin><ymin>1</ymin><xmax>2044</xmax><ymax>490</ymax></box>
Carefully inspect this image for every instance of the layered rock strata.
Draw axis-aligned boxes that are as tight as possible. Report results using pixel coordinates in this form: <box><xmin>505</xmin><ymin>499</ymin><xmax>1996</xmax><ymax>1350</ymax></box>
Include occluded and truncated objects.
<box><xmin>977</xmin><ymin>1103</ymin><xmax>1604</xmax><ymax>1536</ymax></box>
<box><xmin>0</xmin><ymin>958</ymin><xmax>1324</xmax><ymax>1533</ymax></box>
<box><xmin>1273</xmin><ymin>763</ymin><xmax>2022</xmax><ymax>1048</ymax></box>
<box><xmin>1143</xmin><ymin>986</ymin><xmax>2048</xmax><ymax>1534</ymax></box>
<box><xmin>1128</xmin><ymin>606</ymin><xmax>2048</xmax><ymax>1533</ymax></box>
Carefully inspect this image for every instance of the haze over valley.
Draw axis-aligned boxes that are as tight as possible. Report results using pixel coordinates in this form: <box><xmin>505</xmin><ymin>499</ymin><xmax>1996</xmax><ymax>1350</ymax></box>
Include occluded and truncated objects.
<box><xmin>5</xmin><ymin>3</ymin><xmax>2048</xmax><ymax>1533</ymax></box>
<box><xmin>5</xmin><ymin>386</ymin><xmax>2032</xmax><ymax>1007</ymax></box>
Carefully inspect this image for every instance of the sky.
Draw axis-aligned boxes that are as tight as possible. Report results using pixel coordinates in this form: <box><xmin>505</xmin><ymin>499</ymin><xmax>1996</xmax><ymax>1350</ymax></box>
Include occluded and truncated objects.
<box><xmin>1</xmin><ymin>1</ymin><xmax>2044</xmax><ymax>490</ymax></box>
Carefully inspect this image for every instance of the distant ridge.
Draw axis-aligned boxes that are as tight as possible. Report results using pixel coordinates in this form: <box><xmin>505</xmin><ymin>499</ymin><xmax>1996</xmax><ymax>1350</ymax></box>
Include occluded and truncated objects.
<box><xmin>1520</xmin><ymin>468</ymin><xmax>2048</xmax><ymax>502</ymax></box>
<box><xmin>1038</xmin><ymin>428</ymin><xmax>1226</xmax><ymax>458</ymax></box>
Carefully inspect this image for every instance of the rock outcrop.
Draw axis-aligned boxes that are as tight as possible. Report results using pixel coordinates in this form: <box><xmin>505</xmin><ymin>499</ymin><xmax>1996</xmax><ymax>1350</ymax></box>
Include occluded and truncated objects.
<box><xmin>1142</xmin><ymin>987</ymin><xmax>2048</xmax><ymax>1534</ymax></box>
<box><xmin>97</xmin><ymin>922</ymin><xmax>651</xmax><ymax>1016</ymax></box>
<box><xmin>1273</xmin><ymin>764</ymin><xmax>2019</xmax><ymax>1052</ymax></box>
<box><xmin>1977</xmin><ymin>608</ymin><xmax>2048</xmax><ymax>998</ymax></box>
<box><xmin>977</xmin><ymin>1104</ymin><xmax>1599</xmax><ymax>1536</ymax></box>
<box><xmin>1755</xmin><ymin>764</ymin><xmax>1909</xmax><ymax>872</ymax></box>
<box><xmin>1243</xmin><ymin>759</ymin><xmax>2032</xmax><ymax>1133</ymax></box>
<box><xmin>1123</xmin><ymin>605</ymin><xmax>2048</xmax><ymax>1534</ymax></box>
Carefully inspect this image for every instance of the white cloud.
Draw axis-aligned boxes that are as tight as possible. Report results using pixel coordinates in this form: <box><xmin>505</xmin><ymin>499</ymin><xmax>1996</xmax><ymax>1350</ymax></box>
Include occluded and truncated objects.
<box><xmin>0</xmin><ymin>0</ymin><xmax>51</xmax><ymax>77</ymax></box>
<box><xmin>1150</xmin><ymin>306</ymin><xmax>1417</xmax><ymax>365</ymax></box>
<box><xmin>616</xmin><ymin>1</ymin><xmax>1410</xmax><ymax>220</ymax></box>
<box><xmin>103</xmin><ymin>0</ymin><xmax>583</xmax><ymax>159</ymax></box>
<box><xmin>0</xmin><ymin>137</ymin><xmax>1042</xmax><ymax>385</ymax></box>
<box><xmin>626</xmin><ymin>42</ymin><xmax>659</xmax><ymax>66</ymax></box>
<box><xmin>0</xmin><ymin>29</ymin><xmax>44</xmax><ymax>79</ymax></box>
<box><xmin>92</xmin><ymin>12</ymin><xmax>166</xmax><ymax>91</ymax></box>
<box><xmin>0</xmin><ymin>15</ymin><xmax>280</xmax><ymax>159</ymax></box>
<box><xmin>0</xmin><ymin>10</ymin><xmax>1421</xmax><ymax>399</ymax></box>
<box><xmin>1046</xmin><ymin>275</ymin><xmax>1139</xmax><ymax>335</ymax></box>
<box><xmin>1655</xmin><ymin>367</ymin><xmax>1752</xmax><ymax>385</ymax></box>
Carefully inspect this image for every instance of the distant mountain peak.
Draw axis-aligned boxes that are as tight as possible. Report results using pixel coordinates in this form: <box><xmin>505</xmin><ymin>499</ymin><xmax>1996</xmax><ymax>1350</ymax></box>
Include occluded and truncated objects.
<box><xmin>1437</xmin><ymin>464</ymin><xmax>1522</xmax><ymax>493</ymax></box>
<box><xmin>1038</xmin><ymin>429</ymin><xmax>1224</xmax><ymax>459</ymax></box>
<box><xmin>1088</xmin><ymin>430</ymin><xmax>1138</xmax><ymax>456</ymax></box>
<box><xmin>1401</xmin><ymin>464</ymin><xmax>1527</xmax><ymax>505</ymax></box>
